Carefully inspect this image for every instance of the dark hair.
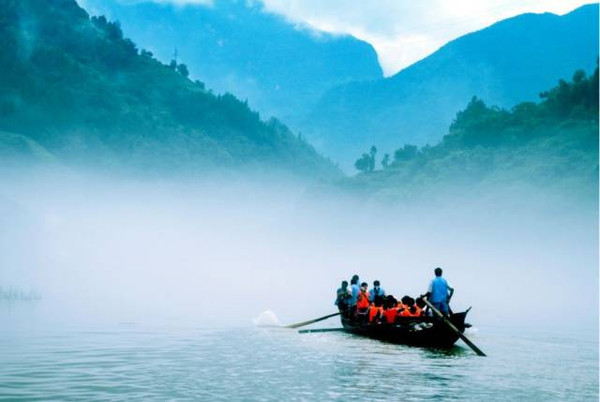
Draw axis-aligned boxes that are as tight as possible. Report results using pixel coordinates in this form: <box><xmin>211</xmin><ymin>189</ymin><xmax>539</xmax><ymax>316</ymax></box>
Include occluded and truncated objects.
<box><xmin>351</xmin><ymin>275</ymin><xmax>359</xmax><ymax>285</ymax></box>
<box><xmin>342</xmin><ymin>280</ymin><xmax>348</xmax><ymax>286</ymax></box>
<box><xmin>361</xmin><ymin>282</ymin><xmax>368</xmax><ymax>287</ymax></box>
<box><xmin>373</xmin><ymin>280</ymin><xmax>380</xmax><ymax>286</ymax></box>
<box><xmin>434</xmin><ymin>267</ymin><xmax>443</xmax><ymax>276</ymax></box>
<box><xmin>401</xmin><ymin>295</ymin><xmax>414</xmax><ymax>306</ymax></box>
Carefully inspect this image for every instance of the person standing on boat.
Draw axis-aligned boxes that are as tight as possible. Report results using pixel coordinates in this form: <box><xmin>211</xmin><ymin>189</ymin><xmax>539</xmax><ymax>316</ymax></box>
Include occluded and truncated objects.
<box><xmin>369</xmin><ymin>280</ymin><xmax>386</xmax><ymax>304</ymax></box>
<box><xmin>357</xmin><ymin>282</ymin><xmax>370</xmax><ymax>311</ymax></box>
<box><xmin>425</xmin><ymin>267</ymin><xmax>454</xmax><ymax>315</ymax></box>
<box><xmin>335</xmin><ymin>280</ymin><xmax>351</xmax><ymax>315</ymax></box>
<box><xmin>348</xmin><ymin>275</ymin><xmax>360</xmax><ymax>314</ymax></box>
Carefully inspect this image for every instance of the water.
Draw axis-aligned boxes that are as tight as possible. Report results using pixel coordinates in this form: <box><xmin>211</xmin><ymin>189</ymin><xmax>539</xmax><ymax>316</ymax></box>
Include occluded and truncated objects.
<box><xmin>1</xmin><ymin>308</ymin><xmax>597</xmax><ymax>401</ymax></box>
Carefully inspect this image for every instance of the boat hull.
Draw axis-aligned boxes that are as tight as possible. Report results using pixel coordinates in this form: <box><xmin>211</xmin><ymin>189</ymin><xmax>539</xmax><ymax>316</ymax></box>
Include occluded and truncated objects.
<box><xmin>340</xmin><ymin>311</ymin><xmax>468</xmax><ymax>349</ymax></box>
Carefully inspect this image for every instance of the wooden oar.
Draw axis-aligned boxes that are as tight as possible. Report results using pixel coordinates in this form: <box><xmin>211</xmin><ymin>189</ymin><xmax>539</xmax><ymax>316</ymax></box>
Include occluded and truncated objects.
<box><xmin>299</xmin><ymin>328</ymin><xmax>346</xmax><ymax>334</ymax></box>
<box><xmin>422</xmin><ymin>299</ymin><xmax>486</xmax><ymax>357</ymax></box>
<box><xmin>285</xmin><ymin>312</ymin><xmax>342</xmax><ymax>329</ymax></box>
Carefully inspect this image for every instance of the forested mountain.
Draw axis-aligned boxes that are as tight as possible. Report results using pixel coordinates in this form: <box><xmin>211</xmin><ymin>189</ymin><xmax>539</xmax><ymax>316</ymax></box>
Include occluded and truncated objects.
<box><xmin>0</xmin><ymin>0</ymin><xmax>338</xmax><ymax>178</ymax></box>
<box><xmin>335</xmin><ymin>66</ymin><xmax>599</xmax><ymax>200</ymax></box>
<box><xmin>79</xmin><ymin>0</ymin><xmax>383</xmax><ymax>128</ymax></box>
<box><xmin>306</xmin><ymin>4</ymin><xmax>599</xmax><ymax>169</ymax></box>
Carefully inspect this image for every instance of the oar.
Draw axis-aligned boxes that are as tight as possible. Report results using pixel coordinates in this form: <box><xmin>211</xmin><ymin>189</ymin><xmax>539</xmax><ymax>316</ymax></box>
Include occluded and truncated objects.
<box><xmin>299</xmin><ymin>328</ymin><xmax>346</xmax><ymax>334</ymax></box>
<box><xmin>285</xmin><ymin>312</ymin><xmax>342</xmax><ymax>329</ymax></box>
<box><xmin>422</xmin><ymin>299</ymin><xmax>486</xmax><ymax>357</ymax></box>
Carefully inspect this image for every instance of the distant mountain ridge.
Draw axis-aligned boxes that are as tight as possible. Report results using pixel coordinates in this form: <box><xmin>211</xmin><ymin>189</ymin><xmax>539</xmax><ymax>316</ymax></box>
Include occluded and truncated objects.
<box><xmin>79</xmin><ymin>0</ymin><xmax>383</xmax><ymax>127</ymax></box>
<box><xmin>0</xmin><ymin>0</ymin><xmax>339</xmax><ymax>178</ymax></box>
<box><xmin>305</xmin><ymin>3</ymin><xmax>599</xmax><ymax>169</ymax></box>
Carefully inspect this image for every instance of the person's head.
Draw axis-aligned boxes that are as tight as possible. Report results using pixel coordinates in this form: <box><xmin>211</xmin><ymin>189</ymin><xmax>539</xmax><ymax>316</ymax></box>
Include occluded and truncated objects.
<box><xmin>351</xmin><ymin>274</ymin><xmax>359</xmax><ymax>285</ymax></box>
<box><xmin>416</xmin><ymin>297</ymin><xmax>425</xmax><ymax>308</ymax></box>
<box><xmin>434</xmin><ymin>267</ymin><xmax>443</xmax><ymax>277</ymax></box>
<box><xmin>341</xmin><ymin>280</ymin><xmax>348</xmax><ymax>288</ymax></box>
<box><xmin>373</xmin><ymin>280</ymin><xmax>380</xmax><ymax>288</ymax></box>
<box><xmin>361</xmin><ymin>282</ymin><xmax>368</xmax><ymax>290</ymax></box>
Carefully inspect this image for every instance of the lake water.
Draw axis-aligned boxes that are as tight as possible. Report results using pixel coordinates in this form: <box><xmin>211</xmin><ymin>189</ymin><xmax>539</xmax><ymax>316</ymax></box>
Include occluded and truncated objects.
<box><xmin>1</xmin><ymin>306</ymin><xmax>597</xmax><ymax>401</ymax></box>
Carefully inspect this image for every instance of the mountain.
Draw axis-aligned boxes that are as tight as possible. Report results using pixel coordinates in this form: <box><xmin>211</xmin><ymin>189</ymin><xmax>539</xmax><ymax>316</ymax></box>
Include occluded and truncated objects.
<box><xmin>0</xmin><ymin>0</ymin><xmax>339</xmax><ymax>178</ymax></box>
<box><xmin>306</xmin><ymin>4</ymin><xmax>599</xmax><ymax>169</ymax></box>
<box><xmin>78</xmin><ymin>0</ymin><xmax>383</xmax><ymax>128</ymax></box>
<box><xmin>329</xmin><ymin>66</ymin><xmax>599</xmax><ymax>201</ymax></box>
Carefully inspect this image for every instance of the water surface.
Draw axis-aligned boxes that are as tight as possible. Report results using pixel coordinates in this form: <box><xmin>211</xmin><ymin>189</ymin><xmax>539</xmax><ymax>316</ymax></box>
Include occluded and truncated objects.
<box><xmin>1</xmin><ymin>309</ymin><xmax>597</xmax><ymax>401</ymax></box>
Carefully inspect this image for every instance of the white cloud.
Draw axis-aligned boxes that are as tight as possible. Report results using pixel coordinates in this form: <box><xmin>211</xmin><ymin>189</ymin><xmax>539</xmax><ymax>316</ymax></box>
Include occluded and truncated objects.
<box><xmin>258</xmin><ymin>0</ymin><xmax>593</xmax><ymax>76</ymax></box>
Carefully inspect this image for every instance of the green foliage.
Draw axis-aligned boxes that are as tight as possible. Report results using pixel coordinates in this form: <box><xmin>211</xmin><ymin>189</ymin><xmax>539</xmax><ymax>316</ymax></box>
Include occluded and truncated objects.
<box><xmin>177</xmin><ymin>63</ymin><xmax>190</xmax><ymax>78</ymax></box>
<box><xmin>394</xmin><ymin>145</ymin><xmax>419</xmax><ymax>162</ymax></box>
<box><xmin>354</xmin><ymin>153</ymin><xmax>371</xmax><ymax>173</ymax></box>
<box><xmin>381</xmin><ymin>153</ymin><xmax>390</xmax><ymax>169</ymax></box>
<box><xmin>346</xmin><ymin>66</ymin><xmax>599</xmax><ymax>199</ymax></box>
<box><xmin>0</xmin><ymin>0</ymin><xmax>338</xmax><ymax>178</ymax></box>
<box><xmin>354</xmin><ymin>145</ymin><xmax>377</xmax><ymax>173</ymax></box>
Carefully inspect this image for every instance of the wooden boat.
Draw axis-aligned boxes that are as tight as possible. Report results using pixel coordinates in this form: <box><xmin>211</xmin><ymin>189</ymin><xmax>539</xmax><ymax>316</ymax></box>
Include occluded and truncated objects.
<box><xmin>294</xmin><ymin>303</ymin><xmax>484</xmax><ymax>355</ymax></box>
<box><xmin>338</xmin><ymin>310</ymin><xmax>470</xmax><ymax>349</ymax></box>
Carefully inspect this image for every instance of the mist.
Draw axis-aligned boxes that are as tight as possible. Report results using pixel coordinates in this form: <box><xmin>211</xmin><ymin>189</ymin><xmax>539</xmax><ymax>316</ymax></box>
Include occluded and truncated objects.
<box><xmin>1</xmin><ymin>167</ymin><xmax>597</xmax><ymax>334</ymax></box>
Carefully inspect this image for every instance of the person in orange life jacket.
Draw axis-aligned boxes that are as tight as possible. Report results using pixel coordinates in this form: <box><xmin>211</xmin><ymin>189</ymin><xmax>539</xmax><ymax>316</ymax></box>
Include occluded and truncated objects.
<box><xmin>356</xmin><ymin>282</ymin><xmax>370</xmax><ymax>311</ymax></box>
<box><xmin>415</xmin><ymin>297</ymin><xmax>426</xmax><ymax>317</ymax></box>
<box><xmin>368</xmin><ymin>299</ymin><xmax>384</xmax><ymax>323</ymax></box>
<box><xmin>384</xmin><ymin>307</ymin><xmax>398</xmax><ymax>324</ymax></box>
<box><xmin>424</xmin><ymin>267</ymin><xmax>454</xmax><ymax>316</ymax></box>
<box><xmin>383</xmin><ymin>295</ymin><xmax>398</xmax><ymax>324</ymax></box>
<box><xmin>368</xmin><ymin>280</ymin><xmax>386</xmax><ymax>304</ymax></box>
<box><xmin>399</xmin><ymin>296</ymin><xmax>420</xmax><ymax>317</ymax></box>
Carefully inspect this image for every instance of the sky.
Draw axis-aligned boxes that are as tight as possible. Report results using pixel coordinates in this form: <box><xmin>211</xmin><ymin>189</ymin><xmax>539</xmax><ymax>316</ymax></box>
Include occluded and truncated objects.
<box><xmin>112</xmin><ymin>0</ymin><xmax>594</xmax><ymax>76</ymax></box>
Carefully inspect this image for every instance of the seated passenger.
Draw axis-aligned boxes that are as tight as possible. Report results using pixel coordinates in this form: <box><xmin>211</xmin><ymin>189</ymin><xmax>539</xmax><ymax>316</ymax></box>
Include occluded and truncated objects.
<box><xmin>368</xmin><ymin>300</ymin><xmax>384</xmax><ymax>323</ymax></box>
<box><xmin>399</xmin><ymin>296</ymin><xmax>420</xmax><ymax>317</ymax></box>
<box><xmin>381</xmin><ymin>295</ymin><xmax>398</xmax><ymax>324</ymax></box>
<box><xmin>415</xmin><ymin>297</ymin><xmax>426</xmax><ymax>317</ymax></box>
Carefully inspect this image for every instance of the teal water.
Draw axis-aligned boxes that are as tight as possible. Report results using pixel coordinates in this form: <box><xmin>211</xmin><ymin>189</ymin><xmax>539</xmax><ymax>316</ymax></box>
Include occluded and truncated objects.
<box><xmin>1</xmin><ymin>309</ymin><xmax>597</xmax><ymax>401</ymax></box>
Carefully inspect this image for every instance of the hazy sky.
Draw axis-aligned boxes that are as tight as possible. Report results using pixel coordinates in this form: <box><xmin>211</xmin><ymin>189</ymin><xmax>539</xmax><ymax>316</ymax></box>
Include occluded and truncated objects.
<box><xmin>118</xmin><ymin>0</ymin><xmax>593</xmax><ymax>76</ymax></box>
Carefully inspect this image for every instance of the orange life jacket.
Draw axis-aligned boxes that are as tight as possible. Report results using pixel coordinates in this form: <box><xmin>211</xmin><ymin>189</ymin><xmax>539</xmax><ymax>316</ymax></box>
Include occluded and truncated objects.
<box><xmin>369</xmin><ymin>306</ymin><xmax>383</xmax><ymax>323</ymax></box>
<box><xmin>383</xmin><ymin>308</ymin><xmax>397</xmax><ymax>324</ymax></box>
<box><xmin>411</xmin><ymin>305</ymin><xmax>422</xmax><ymax>317</ymax></box>
<box><xmin>400</xmin><ymin>305</ymin><xmax>422</xmax><ymax>317</ymax></box>
<box><xmin>357</xmin><ymin>291</ymin><xmax>370</xmax><ymax>310</ymax></box>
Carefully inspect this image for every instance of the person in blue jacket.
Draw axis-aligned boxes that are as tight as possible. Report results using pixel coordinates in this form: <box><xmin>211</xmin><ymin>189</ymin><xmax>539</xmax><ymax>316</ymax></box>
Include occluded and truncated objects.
<box><xmin>348</xmin><ymin>274</ymin><xmax>360</xmax><ymax>312</ymax></box>
<box><xmin>425</xmin><ymin>267</ymin><xmax>454</xmax><ymax>315</ymax></box>
<box><xmin>369</xmin><ymin>280</ymin><xmax>386</xmax><ymax>304</ymax></box>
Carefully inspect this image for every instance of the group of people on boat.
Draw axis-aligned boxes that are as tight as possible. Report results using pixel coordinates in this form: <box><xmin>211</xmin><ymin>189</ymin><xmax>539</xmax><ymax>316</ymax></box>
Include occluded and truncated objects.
<box><xmin>334</xmin><ymin>267</ymin><xmax>454</xmax><ymax>325</ymax></box>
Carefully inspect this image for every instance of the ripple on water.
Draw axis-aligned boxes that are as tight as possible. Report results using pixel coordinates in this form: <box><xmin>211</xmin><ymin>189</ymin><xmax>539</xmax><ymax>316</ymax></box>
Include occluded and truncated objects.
<box><xmin>0</xmin><ymin>324</ymin><xmax>597</xmax><ymax>401</ymax></box>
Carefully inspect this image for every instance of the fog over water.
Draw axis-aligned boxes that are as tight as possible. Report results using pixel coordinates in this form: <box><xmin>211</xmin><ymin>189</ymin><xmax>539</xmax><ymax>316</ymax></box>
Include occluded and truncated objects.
<box><xmin>1</xmin><ymin>168</ymin><xmax>597</xmax><ymax>336</ymax></box>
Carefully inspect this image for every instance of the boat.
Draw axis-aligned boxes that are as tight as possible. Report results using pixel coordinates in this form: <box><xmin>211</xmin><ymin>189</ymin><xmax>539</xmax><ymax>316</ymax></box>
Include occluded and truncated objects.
<box><xmin>337</xmin><ymin>309</ymin><xmax>470</xmax><ymax>349</ymax></box>
<box><xmin>295</xmin><ymin>301</ymin><xmax>484</xmax><ymax>355</ymax></box>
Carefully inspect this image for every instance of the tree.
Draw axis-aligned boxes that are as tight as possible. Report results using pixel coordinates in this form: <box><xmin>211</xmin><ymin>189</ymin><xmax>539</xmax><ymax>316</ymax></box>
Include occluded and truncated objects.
<box><xmin>355</xmin><ymin>145</ymin><xmax>378</xmax><ymax>173</ymax></box>
<box><xmin>168</xmin><ymin>60</ymin><xmax>177</xmax><ymax>70</ymax></box>
<box><xmin>369</xmin><ymin>145</ymin><xmax>377</xmax><ymax>171</ymax></box>
<box><xmin>394</xmin><ymin>144</ymin><xmax>418</xmax><ymax>162</ymax></box>
<box><xmin>177</xmin><ymin>63</ymin><xmax>189</xmax><ymax>78</ymax></box>
<box><xmin>381</xmin><ymin>153</ymin><xmax>390</xmax><ymax>169</ymax></box>
<box><xmin>354</xmin><ymin>153</ymin><xmax>372</xmax><ymax>173</ymax></box>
